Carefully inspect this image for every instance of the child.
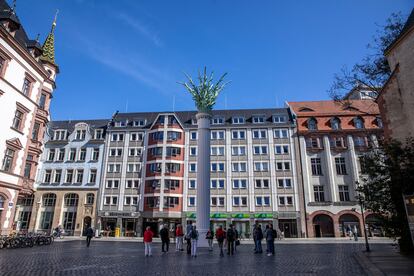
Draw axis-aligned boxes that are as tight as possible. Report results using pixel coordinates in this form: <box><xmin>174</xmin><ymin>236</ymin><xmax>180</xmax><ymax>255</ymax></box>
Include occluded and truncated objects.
<box><xmin>143</xmin><ymin>226</ymin><xmax>153</xmax><ymax>257</ymax></box>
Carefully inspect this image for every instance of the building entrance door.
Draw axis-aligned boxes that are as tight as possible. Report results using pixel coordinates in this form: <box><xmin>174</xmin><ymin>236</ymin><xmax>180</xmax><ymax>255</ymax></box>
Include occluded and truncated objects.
<box><xmin>123</xmin><ymin>219</ymin><xmax>136</xmax><ymax>237</ymax></box>
<box><xmin>82</xmin><ymin>216</ymin><xmax>92</xmax><ymax>236</ymax></box>
<box><xmin>278</xmin><ymin>219</ymin><xmax>298</xmax><ymax>238</ymax></box>
<box><xmin>314</xmin><ymin>225</ymin><xmax>321</xmax><ymax>237</ymax></box>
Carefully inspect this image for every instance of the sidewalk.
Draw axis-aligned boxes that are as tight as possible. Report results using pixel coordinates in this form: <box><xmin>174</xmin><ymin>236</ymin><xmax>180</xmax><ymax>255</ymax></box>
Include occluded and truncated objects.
<box><xmin>54</xmin><ymin>236</ymin><xmax>394</xmax><ymax>244</ymax></box>
<box><xmin>356</xmin><ymin>244</ymin><xmax>414</xmax><ymax>276</ymax></box>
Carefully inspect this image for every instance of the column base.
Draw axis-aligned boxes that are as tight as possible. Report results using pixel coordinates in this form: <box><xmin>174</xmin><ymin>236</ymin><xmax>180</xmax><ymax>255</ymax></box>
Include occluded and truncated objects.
<box><xmin>197</xmin><ymin>228</ymin><xmax>209</xmax><ymax>247</ymax></box>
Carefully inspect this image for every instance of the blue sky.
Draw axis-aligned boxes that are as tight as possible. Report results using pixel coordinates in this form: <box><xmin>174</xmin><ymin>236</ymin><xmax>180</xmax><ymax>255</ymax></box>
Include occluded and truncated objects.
<box><xmin>15</xmin><ymin>0</ymin><xmax>413</xmax><ymax>120</ymax></box>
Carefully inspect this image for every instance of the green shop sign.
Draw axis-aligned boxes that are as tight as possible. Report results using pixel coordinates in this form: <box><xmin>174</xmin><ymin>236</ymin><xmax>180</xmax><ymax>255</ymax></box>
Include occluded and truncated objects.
<box><xmin>187</xmin><ymin>212</ymin><xmax>196</xmax><ymax>219</ymax></box>
<box><xmin>254</xmin><ymin>213</ymin><xmax>273</xmax><ymax>219</ymax></box>
<box><xmin>186</xmin><ymin>213</ymin><xmax>229</xmax><ymax>219</ymax></box>
<box><xmin>231</xmin><ymin>213</ymin><xmax>250</xmax><ymax>219</ymax></box>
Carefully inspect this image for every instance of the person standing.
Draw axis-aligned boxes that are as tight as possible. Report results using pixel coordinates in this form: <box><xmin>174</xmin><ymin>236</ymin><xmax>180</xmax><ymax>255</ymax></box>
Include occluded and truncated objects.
<box><xmin>206</xmin><ymin>229</ymin><xmax>214</xmax><ymax>251</ymax></box>
<box><xmin>143</xmin><ymin>226</ymin><xmax>153</xmax><ymax>257</ymax></box>
<box><xmin>254</xmin><ymin>224</ymin><xmax>263</xmax><ymax>253</ymax></box>
<box><xmin>186</xmin><ymin>221</ymin><xmax>192</xmax><ymax>255</ymax></box>
<box><xmin>233</xmin><ymin>225</ymin><xmax>239</xmax><ymax>253</ymax></box>
<box><xmin>353</xmin><ymin>225</ymin><xmax>359</xmax><ymax>242</ymax></box>
<box><xmin>160</xmin><ymin>224</ymin><xmax>170</xmax><ymax>253</ymax></box>
<box><xmin>216</xmin><ymin>225</ymin><xmax>225</xmax><ymax>257</ymax></box>
<box><xmin>226</xmin><ymin>224</ymin><xmax>235</xmax><ymax>256</ymax></box>
<box><xmin>190</xmin><ymin>225</ymin><xmax>199</xmax><ymax>257</ymax></box>
<box><xmin>175</xmin><ymin>224</ymin><xmax>184</xmax><ymax>251</ymax></box>
<box><xmin>252</xmin><ymin>222</ymin><xmax>258</xmax><ymax>252</ymax></box>
<box><xmin>265</xmin><ymin>224</ymin><xmax>275</xmax><ymax>256</ymax></box>
<box><xmin>85</xmin><ymin>226</ymin><xmax>94</xmax><ymax>247</ymax></box>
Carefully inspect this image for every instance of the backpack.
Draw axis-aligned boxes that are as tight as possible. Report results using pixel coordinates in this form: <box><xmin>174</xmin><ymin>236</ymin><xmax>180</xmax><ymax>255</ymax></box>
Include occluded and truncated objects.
<box><xmin>191</xmin><ymin>230</ymin><xmax>198</xmax><ymax>239</ymax></box>
<box><xmin>227</xmin><ymin>229</ymin><xmax>234</xmax><ymax>241</ymax></box>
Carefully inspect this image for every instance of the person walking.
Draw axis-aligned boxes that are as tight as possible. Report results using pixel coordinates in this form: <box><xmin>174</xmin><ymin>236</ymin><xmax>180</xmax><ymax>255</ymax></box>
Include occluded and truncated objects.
<box><xmin>85</xmin><ymin>225</ymin><xmax>94</xmax><ymax>247</ymax></box>
<box><xmin>353</xmin><ymin>225</ymin><xmax>359</xmax><ymax>242</ymax></box>
<box><xmin>233</xmin><ymin>225</ymin><xmax>239</xmax><ymax>253</ymax></box>
<box><xmin>160</xmin><ymin>224</ymin><xmax>170</xmax><ymax>253</ymax></box>
<box><xmin>216</xmin><ymin>225</ymin><xmax>225</xmax><ymax>257</ymax></box>
<box><xmin>143</xmin><ymin>226</ymin><xmax>153</xmax><ymax>257</ymax></box>
<box><xmin>223</xmin><ymin>227</ymin><xmax>227</xmax><ymax>251</ymax></box>
<box><xmin>347</xmin><ymin>225</ymin><xmax>352</xmax><ymax>240</ymax></box>
<box><xmin>265</xmin><ymin>224</ymin><xmax>275</xmax><ymax>256</ymax></box>
<box><xmin>254</xmin><ymin>224</ymin><xmax>263</xmax><ymax>253</ymax></box>
<box><xmin>206</xmin><ymin>229</ymin><xmax>214</xmax><ymax>251</ymax></box>
<box><xmin>252</xmin><ymin>223</ymin><xmax>258</xmax><ymax>252</ymax></box>
<box><xmin>186</xmin><ymin>221</ymin><xmax>192</xmax><ymax>255</ymax></box>
<box><xmin>175</xmin><ymin>224</ymin><xmax>184</xmax><ymax>251</ymax></box>
<box><xmin>190</xmin><ymin>225</ymin><xmax>199</xmax><ymax>257</ymax></box>
<box><xmin>226</xmin><ymin>225</ymin><xmax>235</xmax><ymax>256</ymax></box>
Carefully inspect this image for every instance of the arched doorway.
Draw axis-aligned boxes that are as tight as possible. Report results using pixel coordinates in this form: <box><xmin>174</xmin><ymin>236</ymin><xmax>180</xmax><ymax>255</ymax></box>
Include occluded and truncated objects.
<box><xmin>313</xmin><ymin>214</ymin><xmax>334</xmax><ymax>237</ymax></box>
<box><xmin>339</xmin><ymin>214</ymin><xmax>360</xmax><ymax>237</ymax></box>
<box><xmin>366</xmin><ymin>214</ymin><xmax>384</xmax><ymax>237</ymax></box>
<box><xmin>82</xmin><ymin>216</ymin><xmax>92</xmax><ymax>236</ymax></box>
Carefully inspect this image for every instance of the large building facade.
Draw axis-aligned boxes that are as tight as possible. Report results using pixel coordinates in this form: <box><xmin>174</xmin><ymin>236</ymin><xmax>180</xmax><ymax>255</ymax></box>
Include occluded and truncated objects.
<box><xmin>97</xmin><ymin>109</ymin><xmax>305</xmax><ymax>238</ymax></box>
<box><xmin>0</xmin><ymin>1</ymin><xmax>58</xmax><ymax>234</ymax></box>
<box><xmin>23</xmin><ymin>120</ymin><xmax>107</xmax><ymax>236</ymax></box>
<box><xmin>287</xmin><ymin>100</ymin><xmax>383</xmax><ymax>237</ymax></box>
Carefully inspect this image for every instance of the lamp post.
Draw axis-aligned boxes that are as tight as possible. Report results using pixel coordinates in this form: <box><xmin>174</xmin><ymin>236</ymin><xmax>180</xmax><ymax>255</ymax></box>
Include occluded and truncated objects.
<box><xmin>356</xmin><ymin>181</ymin><xmax>370</xmax><ymax>252</ymax></box>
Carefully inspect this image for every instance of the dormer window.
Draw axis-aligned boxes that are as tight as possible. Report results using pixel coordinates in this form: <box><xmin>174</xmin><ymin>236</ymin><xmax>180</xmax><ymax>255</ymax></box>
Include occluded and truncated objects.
<box><xmin>53</xmin><ymin>130</ymin><xmax>67</xmax><ymax>141</ymax></box>
<box><xmin>115</xmin><ymin>121</ymin><xmax>126</xmax><ymax>127</ymax></box>
<box><xmin>133</xmin><ymin>119</ymin><xmax>146</xmax><ymax>127</ymax></box>
<box><xmin>331</xmin><ymin>117</ymin><xmax>341</xmax><ymax>130</ymax></box>
<box><xmin>376</xmin><ymin>117</ymin><xmax>383</xmax><ymax>128</ymax></box>
<box><xmin>75</xmin><ymin>129</ymin><xmax>86</xmax><ymax>140</ymax></box>
<box><xmin>191</xmin><ymin>118</ymin><xmax>197</xmax><ymax>125</ymax></box>
<box><xmin>94</xmin><ymin>129</ymin><xmax>103</xmax><ymax>140</ymax></box>
<box><xmin>211</xmin><ymin>117</ymin><xmax>224</xmax><ymax>125</ymax></box>
<box><xmin>232</xmin><ymin>116</ymin><xmax>245</xmax><ymax>124</ymax></box>
<box><xmin>157</xmin><ymin>116</ymin><xmax>165</xmax><ymax>125</ymax></box>
<box><xmin>354</xmin><ymin>117</ymin><xmax>364</xmax><ymax>129</ymax></box>
<box><xmin>273</xmin><ymin>115</ymin><xmax>286</xmax><ymax>123</ymax></box>
<box><xmin>308</xmin><ymin>118</ymin><xmax>317</xmax><ymax>131</ymax></box>
<box><xmin>252</xmin><ymin>116</ymin><xmax>265</xmax><ymax>124</ymax></box>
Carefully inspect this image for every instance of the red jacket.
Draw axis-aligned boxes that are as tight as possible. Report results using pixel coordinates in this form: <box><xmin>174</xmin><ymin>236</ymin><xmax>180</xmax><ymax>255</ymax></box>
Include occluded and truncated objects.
<box><xmin>216</xmin><ymin>228</ymin><xmax>225</xmax><ymax>240</ymax></box>
<box><xmin>176</xmin><ymin>227</ymin><xmax>183</xmax><ymax>237</ymax></box>
<box><xmin>143</xmin><ymin>230</ymin><xmax>153</xmax><ymax>242</ymax></box>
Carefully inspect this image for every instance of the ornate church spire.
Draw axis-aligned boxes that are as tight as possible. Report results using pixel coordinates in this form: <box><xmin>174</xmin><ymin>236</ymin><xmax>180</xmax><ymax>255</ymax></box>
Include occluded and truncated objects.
<box><xmin>40</xmin><ymin>10</ymin><xmax>58</xmax><ymax>66</ymax></box>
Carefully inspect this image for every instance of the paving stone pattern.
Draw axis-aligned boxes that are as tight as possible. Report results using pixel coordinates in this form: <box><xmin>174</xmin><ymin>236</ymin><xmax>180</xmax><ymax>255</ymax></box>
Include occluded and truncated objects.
<box><xmin>0</xmin><ymin>241</ymin><xmax>379</xmax><ymax>276</ymax></box>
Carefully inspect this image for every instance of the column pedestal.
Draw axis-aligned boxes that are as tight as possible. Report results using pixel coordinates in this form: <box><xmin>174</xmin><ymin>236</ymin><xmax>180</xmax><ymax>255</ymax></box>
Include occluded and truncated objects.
<box><xmin>196</xmin><ymin>113</ymin><xmax>211</xmax><ymax>247</ymax></box>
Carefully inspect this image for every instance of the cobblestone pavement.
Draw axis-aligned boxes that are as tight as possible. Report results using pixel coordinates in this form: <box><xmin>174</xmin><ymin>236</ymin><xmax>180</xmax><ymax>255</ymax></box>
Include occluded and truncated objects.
<box><xmin>0</xmin><ymin>241</ymin><xmax>393</xmax><ymax>276</ymax></box>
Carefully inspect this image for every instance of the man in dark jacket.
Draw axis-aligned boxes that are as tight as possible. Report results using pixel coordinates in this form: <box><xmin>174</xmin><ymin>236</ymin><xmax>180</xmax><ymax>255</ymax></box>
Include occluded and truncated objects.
<box><xmin>254</xmin><ymin>224</ymin><xmax>263</xmax><ymax>253</ymax></box>
<box><xmin>85</xmin><ymin>226</ymin><xmax>94</xmax><ymax>247</ymax></box>
<box><xmin>160</xmin><ymin>224</ymin><xmax>170</xmax><ymax>253</ymax></box>
<box><xmin>226</xmin><ymin>224</ymin><xmax>235</xmax><ymax>255</ymax></box>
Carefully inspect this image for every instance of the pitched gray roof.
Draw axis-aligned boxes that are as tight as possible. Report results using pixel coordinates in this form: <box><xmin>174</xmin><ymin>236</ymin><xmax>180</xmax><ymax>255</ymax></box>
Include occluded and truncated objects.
<box><xmin>385</xmin><ymin>8</ymin><xmax>414</xmax><ymax>54</ymax></box>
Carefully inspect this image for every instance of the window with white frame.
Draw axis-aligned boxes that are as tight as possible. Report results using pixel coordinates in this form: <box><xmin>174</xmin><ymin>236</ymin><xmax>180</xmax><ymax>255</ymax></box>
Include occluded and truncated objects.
<box><xmin>75</xmin><ymin>129</ymin><xmax>86</xmax><ymax>140</ymax></box>
<box><xmin>211</xmin><ymin>196</ymin><xmax>225</xmax><ymax>207</ymax></box>
<box><xmin>232</xmin><ymin>162</ymin><xmax>247</xmax><ymax>172</ymax></box>
<box><xmin>188</xmin><ymin>179</ymin><xmax>196</xmax><ymax>189</ymax></box>
<box><xmin>252</xmin><ymin>116</ymin><xmax>265</xmax><ymax>124</ymax></box>
<box><xmin>311</xmin><ymin>158</ymin><xmax>322</xmax><ymax>175</ymax></box>
<box><xmin>107</xmin><ymin>163</ymin><xmax>121</xmax><ymax>173</ymax></box>
<box><xmin>275</xmin><ymin>145</ymin><xmax>289</xmax><ymax>154</ymax></box>
<box><xmin>189</xmin><ymin>163</ymin><xmax>197</xmax><ymax>172</ymax></box>
<box><xmin>109</xmin><ymin>148</ymin><xmax>123</xmax><ymax>157</ymax></box>
<box><xmin>79</xmin><ymin>149</ymin><xmax>86</xmax><ymax>161</ymax></box>
<box><xmin>313</xmin><ymin>186</ymin><xmax>325</xmax><ymax>202</ymax></box>
<box><xmin>278</xmin><ymin>196</ymin><xmax>293</xmax><ymax>206</ymax></box>
<box><xmin>75</xmin><ymin>169</ymin><xmax>83</xmax><ymax>183</ymax></box>
<box><xmin>211</xmin><ymin>162</ymin><xmax>225</xmax><ymax>172</ymax></box>
<box><xmin>47</xmin><ymin>149</ymin><xmax>55</xmax><ymax>161</ymax></box>
<box><xmin>252</xmin><ymin>129</ymin><xmax>267</xmax><ymax>139</ymax></box>
<box><xmin>335</xmin><ymin>157</ymin><xmax>347</xmax><ymax>175</ymax></box>
<box><xmin>53</xmin><ymin>170</ymin><xmax>62</xmax><ymax>183</ymax></box>
<box><xmin>277</xmin><ymin>178</ymin><xmax>292</xmax><ymax>188</ymax></box>
<box><xmin>338</xmin><ymin>185</ymin><xmax>350</xmax><ymax>201</ymax></box>
<box><xmin>273</xmin><ymin>115</ymin><xmax>286</xmax><ymax>123</ymax></box>
<box><xmin>274</xmin><ymin>129</ymin><xmax>289</xmax><ymax>139</ymax></box>
<box><xmin>133</xmin><ymin>119</ymin><xmax>146</xmax><ymax>127</ymax></box>
<box><xmin>53</xmin><ymin>130</ymin><xmax>67</xmax><ymax>141</ymax></box>
<box><xmin>190</xmin><ymin>147</ymin><xmax>197</xmax><ymax>156</ymax></box>
<box><xmin>211</xmin><ymin>117</ymin><xmax>224</xmax><ymax>125</ymax></box>
<box><xmin>44</xmin><ymin>170</ymin><xmax>52</xmax><ymax>183</ymax></box>
<box><xmin>253</xmin><ymin>145</ymin><xmax>268</xmax><ymax>155</ymax></box>
<box><xmin>129</xmin><ymin>148</ymin><xmax>142</xmax><ymax>156</ymax></box>
<box><xmin>188</xmin><ymin>196</ymin><xmax>196</xmax><ymax>207</ymax></box>
<box><xmin>210</xmin><ymin>179</ymin><xmax>225</xmax><ymax>189</ymax></box>
<box><xmin>306</xmin><ymin>137</ymin><xmax>321</xmax><ymax>148</ymax></box>
<box><xmin>255</xmin><ymin>179</ymin><xmax>270</xmax><ymax>188</ymax></box>
<box><xmin>233</xmin><ymin>196</ymin><xmax>247</xmax><ymax>206</ymax></box>
<box><xmin>254</xmin><ymin>162</ymin><xmax>269</xmax><ymax>172</ymax></box>
<box><xmin>232</xmin><ymin>117</ymin><xmax>245</xmax><ymax>124</ymax></box>
<box><xmin>232</xmin><ymin>130</ymin><xmax>246</xmax><ymax>140</ymax></box>
<box><xmin>65</xmin><ymin>169</ymin><xmax>73</xmax><ymax>183</ymax></box>
<box><xmin>57</xmin><ymin>149</ymin><xmax>65</xmax><ymax>161</ymax></box>
<box><xmin>91</xmin><ymin>148</ymin><xmax>100</xmax><ymax>161</ymax></box>
<box><xmin>127</xmin><ymin>163</ymin><xmax>140</xmax><ymax>173</ymax></box>
<box><xmin>111</xmin><ymin>133</ymin><xmax>124</xmax><ymax>141</ymax></box>
<box><xmin>211</xmin><ymin>130</ymin><xmax>225</xmax><ymax>140</ymax></box>
<box><xmin>231</xmin><ymin>146</ymin><xmax>246</xmax><ymax>156</ymax></box>
<box><xmin>211</xmin><ymin>146</ymin><xmax>225</xmax><ymax>156</ymax></box>
<box><xmin>68</xmin><ymin>148</ymin><xmax>76</xmax><ymax>161</ymax></box>
<box><xmin>232</xmin><ymin>179</ymin><xmax>247</xmax><ymax>189</ymax></box>
<box><xmin>94</xmin><ymin>129</ymin><xmax>104</xmax><ymax>140</ymax></box>
<box><xmin>106</xmin><ymin>179</ymin><xmax>119</xmax><ymax>189</ymax></box>
<box><xmin>256</xmin><ymin>196</ymin><xmax>270</xmax><ymax>206</ymax></box>
<box><xmin>104</xmin><ymin>196</ymin><xmax>118</xmax><ymax>205</ymax></box>
<box><xmin>124</xmin><ymin>196</ymin><xmax>139</xmax><ymax>206</ymax></box>
<box><xmin>126</xmin><ymin>179</ymin><xmax>140</xmax><ymax>188</ymax></box>
<box><xmin>130</xmin><ymin>132</ymin><xmax>144</xmax><ymax>141</ymax></box>
<box><xmin>115</xmin><ymin>121</ymin><xmax>126</xmax><ymax>127</ymax></box>
<box><xmin>89</xmin><ymin>169</ymin><xmax>97</xmax><ymax>183</ymax></box>
<box><xmin>276</xmin><ymin>161</ymin><xmax>290</xmax><ymax>171</ymax></box>
<box><xmin>190</xmin><ymin>131</ymin><xmax>197</xmax><ymax>140</ymax></box>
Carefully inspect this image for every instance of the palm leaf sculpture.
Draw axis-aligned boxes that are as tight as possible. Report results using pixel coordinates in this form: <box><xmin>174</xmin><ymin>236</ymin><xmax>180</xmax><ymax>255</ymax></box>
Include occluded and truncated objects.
<box><xmin>180</xmin><ymin>67</ymin><xmax>229</xmax><ymax>113</ymax></box>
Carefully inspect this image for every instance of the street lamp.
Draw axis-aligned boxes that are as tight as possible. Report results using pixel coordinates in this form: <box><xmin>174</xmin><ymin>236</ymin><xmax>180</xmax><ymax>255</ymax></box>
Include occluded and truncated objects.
<box><xmin>356</xmin><ymin>181</ymin><xmax>370</xmax><ymax>252</ymax></box>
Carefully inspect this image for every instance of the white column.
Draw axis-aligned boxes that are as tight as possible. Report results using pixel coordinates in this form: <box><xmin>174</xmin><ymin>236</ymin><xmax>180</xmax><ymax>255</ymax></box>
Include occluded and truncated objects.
<box><xmin>323</xmin><ymin>135</ymin><xmax>337</xmax><ymax>202</ymax></box>
<box><xmin>196</xmin><ymin>113</ymin><xmax>211</xmax><ymax>247</ymax></box>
